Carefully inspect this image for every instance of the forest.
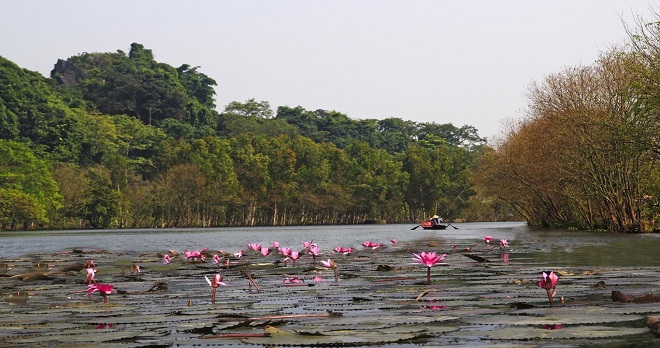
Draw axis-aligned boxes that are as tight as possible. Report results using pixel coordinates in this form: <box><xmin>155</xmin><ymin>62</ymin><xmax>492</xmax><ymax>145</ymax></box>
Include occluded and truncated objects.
<box><xmin>2</xmin><ymin>16</ymin><xmax>659</xmax><ymax>233</ymax></box>
<box><xmin>0</xmin><ymin>43</ymin><xmax>503</xmax><ymax>230</ymax></box>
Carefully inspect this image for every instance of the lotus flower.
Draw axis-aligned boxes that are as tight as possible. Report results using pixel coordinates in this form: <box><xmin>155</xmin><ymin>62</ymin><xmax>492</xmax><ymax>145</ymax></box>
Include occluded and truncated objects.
<box><xmin>499</xmin><ymin>239</ymin><xmax>509</xmax><ymax>248</ymax></box>
<box><xmin>283</xmin><ymin>277</ymin><xmax>304</xmax><ymax>283</ymax></box>
<box><xmin>362</xmin><ymin>241</ymin><xmax>381</xmax><ymax>249</ymax></box>
<box><xmin>333</xmin><ymin>246</ymin><xmax>353</xmax><ymax>254</ymax></box>
<box><xmin>270</xmin><ymin>241</ymin><xmax>280</xmax><ymax>248</ymax></box>
<box><xmin>420</xmin><ymin>305</ymin><xmax>449</xmax><ymax>310</ymax></box>
<box><xmin>312</xmin><ymin>276</ymin><xmax>323</xmax><ymax>282</ymax></box>
<box><xmin>301</xmin><ymin>241</ymin><xmax>313</xmax><ymax>249</ymax></box>
<box><xmin>205</xmin><ymin>273</ymin><xmax>227</xmax><ymax>304</ymax></box>
<box><xmin>87</xmin><ymin>283</ymin><xmax>115</xmax><ymax>303</ymax></box>
<box><xmin>321</xmin><ymin>258</ymin><xmax>339</xmax><ymax>281</ymax></box>
<box><xmin>278</xmin><ymin>247</ymin><xmax>292</xmax><ymax>256</ymax></box>
<box><xmin>484</xmin><ymin>236</ymin><xmax>493</xmax><ymax>243</ymax></box>
<box><xmin>213</xmin><ymin>254</ymin><xmax>222</xmax><ymax>264</ymax></box>
<box><xmin>288</xmin><ymin>251</ymin><xmax>301</xmax><ymax>266</ymax></box>
<box><xmin>308</xmin><ymin>245</ymin><xmax>320</xmax><ymax>264</ymax></box>
<box><xmin>163</xmin><ymin>254</ymin><xmax>171</xmax><ymax>264</ymax></box>
<box><xmin>248</xmin><ymin>243</ymin><xmax>261</xmax><ymax>251</ymax></box>
<box><xmin>412</xmin><ymin>252</ymin><xmax>446</xmax><ymax>285</ymax></box>
<box><xmin>260</xmin><ymin>247</ymin><xmax>271</xmax><ymax>256</ymax></box>
<box><xmin>85</xmin><ymin>267</ymin><xmax>96</xmax><ymax>284</ymax></box>
<box><xmin>536</xmin><ymin>271</ymin><xmax>560</xmax><ymax>305</ymax></box>
<box><xmin>391</xmin><ymin>238</ymin><xmax>398</xmax><ymax>245</ymax></box>
<box><xmin>234</xmin><ymin>250</ymin><xmax>243</xmax><ymax>258</ymax></box>
<box><xmin>184</xmin><ymin>249</ymin><xmax>206</xmax><ymax>262</ymax></box>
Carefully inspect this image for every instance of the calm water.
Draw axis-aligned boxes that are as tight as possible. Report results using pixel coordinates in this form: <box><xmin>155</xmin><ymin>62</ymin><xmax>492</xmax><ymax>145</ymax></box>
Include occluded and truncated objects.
<box><xmin>2</xmin><ymin>222</ymin><xmax>660</xmax><ymax>267</ymax></box>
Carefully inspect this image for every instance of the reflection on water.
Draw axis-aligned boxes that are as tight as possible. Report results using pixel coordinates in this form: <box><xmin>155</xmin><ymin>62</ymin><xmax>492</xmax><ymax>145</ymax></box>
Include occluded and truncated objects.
<box><xmin>523</xmin><ymin>238</ymin><xmax>660</xmax><ymax>267</ymax></box>
<box><xmin>1</xmin><ymin>222</ymin><xmax>659</xmax><ymax>267</ymax></box>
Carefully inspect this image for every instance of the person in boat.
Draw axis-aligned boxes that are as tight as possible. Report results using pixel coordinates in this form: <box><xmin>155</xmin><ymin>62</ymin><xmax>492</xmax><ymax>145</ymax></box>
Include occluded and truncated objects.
<box><xmin>430</xmin><ymin>215</ymin><xmax>443</xmax><ymax>226</ymax></box>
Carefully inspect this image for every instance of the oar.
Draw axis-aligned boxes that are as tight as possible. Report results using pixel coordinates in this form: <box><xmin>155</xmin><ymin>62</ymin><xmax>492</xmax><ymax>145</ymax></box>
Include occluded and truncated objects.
<box><xmin>447</xmin><ymin>223</ymin><xmax>459</xmax><ymax>230</ymax></box>
<box><xmin>411</xmin><ymin>225</ymin><xmax>421</xmax><ymax>230</ymax></box>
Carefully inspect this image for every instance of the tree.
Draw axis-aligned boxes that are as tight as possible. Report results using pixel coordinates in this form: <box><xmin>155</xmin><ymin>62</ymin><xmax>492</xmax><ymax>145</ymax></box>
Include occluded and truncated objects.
<box><xmin>52</xmin><ymin>43</ymin><xmax>218</xmax><ymax>130</ymax></box>
<box><xmin>0</xmin><ymin>140</ymin><xmax>62</xmax><ymax>229</ymax></box>
<box><xmin>1</xmin><ymin>56</ymin><xmax>86</xmax><ymax>162</ymax></box>
<box><xmin>82</xmin><ymin>166</ymin><xmax>119</xmax><ymax>229</ymax></box>
<box><xmin>476</xmin><ymin>48</ymin><xmax>657</xmax><ymax>232</ymax></box>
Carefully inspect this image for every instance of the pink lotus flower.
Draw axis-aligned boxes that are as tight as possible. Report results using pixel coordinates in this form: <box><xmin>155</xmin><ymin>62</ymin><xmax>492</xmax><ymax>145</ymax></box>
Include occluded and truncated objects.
<box><xmin>321</xmin><ymin>259</ymin><xmax>339</xmax><ymax>281</ymax></box>
<box><xmin>205</xmin><ymin>273</ymin><xmax>228</xmax><ymax>288</ymax></box>
<box><xmin>234</xmin><ymin>250</ymin><xmax>243</xmax><ymax>258</ymax></box>
<box><xmin>184</xmin><ymin>249</ymin><xmax>205</xmax><ymax>262</ymax></box>
<box><xmin>288</xmin><ymin>251</ymin><xmax>301</xmax><ymax>266</ymax></box>
<box><xmin>484</xmin><ymin>236</ymin><xmax>493</xmax><ymax>243</ymax></box>
<box><xmin>301</xmin><ymin>241</ymin><xmax>314</xmax><ymax>249</ymax></box>
<box><xmin>308</xmin><ymin>245</ymin><xmax>320</xmax><ymax>264</ymax></box>
<box><xmin>205</xmin><ymin>273</ymin><xmax>227</xmax><ymax>304</ymax></box>
<box><xmin>362</xmin><ymin>241</ymin><xmax>381</xmax><ymax>249</ymax></box>
<box><xmin>542</xmin><ymin>324</ymin><xmax>562</xmax><ymax>330</ymax></box>
<box><xmin>248</xmin><ymin>243</ymin><xmax>261</xmax><ymax>251</ymax></box>
<box><xmin>163</xmin><ymin>254</ymin><xmax>171</xmax><ymax>264</ymax></box>
<box><xmin>270</xmin><ymin>241</ymin><xmax>280</xmax><ymax>248</ymax></box>
<box><xmin>312</xmin><ymin>276</ymin><xmax>323</xmax><ymax>282</ymax></box>
<box><xmin>260</xmin><ymin>247</ymin><xmax>271</xmax><ymax>256</ymax></box>
<box><xmin>420</xmin><ymin>305</ymin><xmax>450</xmax><ymax>310</ymax></box>
<box><xmin>412</xmin><ymin>252</ymin><xmax>446</xmax><ymax>285</ymax></box>
<box><xmin>213</xmin><ymin>254</ymin><xmax>222</xmax><ymax>264</ymax></box>
<box><xmin>283</xmin><ymin>277</ymin><xmax>304</xmax><ymax>283</ymax></box>
<box><xmin>536</xmin><ymin>271</ymin><xmax>560</xmax><ymax>305</ymax></box>
<box><xmin>391</xmin><ymin>238</ymin><xmax>398</xmax><ymax>245</ymax></box>
<box><xmin>87</xmin><ymin>283</ymin><xmax>115</xmax><ymax>303</ymax></box>
<box><xmin>499</xmin><ymin>239</ymin><xmax>509</xmax><ymax>248</ymax></box>
<box><xmin>278</xmin><ymin>247</ymin><xmax>292</xmax><ymax>256</ymax></box>
<box><xmin>85</xmin><ymin>267</ymin><xmax>96</xmax><ymax>284</ymax></box>
<box><xmin>333</xmin><ymin>246</ymin><xmax>353</xmax><ymax>254</ymax></box>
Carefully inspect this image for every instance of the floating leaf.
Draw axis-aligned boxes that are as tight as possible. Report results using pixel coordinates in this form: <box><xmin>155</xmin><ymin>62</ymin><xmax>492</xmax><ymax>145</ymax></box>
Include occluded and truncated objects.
<box><xmin>4</xmin><ymin>291</ymin><xmax>29</xmax><ymax>305</ymax></box>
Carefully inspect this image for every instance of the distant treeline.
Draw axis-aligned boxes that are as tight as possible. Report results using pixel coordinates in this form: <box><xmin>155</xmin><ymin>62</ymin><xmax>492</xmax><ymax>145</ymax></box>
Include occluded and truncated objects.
<box><xmin>1</xmin><ymin>43</ymin><xmax>513</xmax><ymax>230</ymax></box>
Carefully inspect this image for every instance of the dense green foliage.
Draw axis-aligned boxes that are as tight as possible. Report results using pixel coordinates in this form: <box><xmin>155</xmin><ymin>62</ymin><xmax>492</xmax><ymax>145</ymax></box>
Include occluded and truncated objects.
<box><xmin>0</xmin><ymin>43</ymin><xmax>504</xmax><ymax>230</ymax></box>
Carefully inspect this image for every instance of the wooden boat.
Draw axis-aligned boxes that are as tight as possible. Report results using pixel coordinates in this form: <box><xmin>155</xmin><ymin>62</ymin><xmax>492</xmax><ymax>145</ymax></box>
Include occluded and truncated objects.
<box><xmin>419</xmin><ymin>221</ymin><xmax>448</xmax><ymax>230</ymax></box>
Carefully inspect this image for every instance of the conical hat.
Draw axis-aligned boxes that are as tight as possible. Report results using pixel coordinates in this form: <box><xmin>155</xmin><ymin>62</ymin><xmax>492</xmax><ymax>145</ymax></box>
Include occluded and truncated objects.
<box><xmin>432</xmin><ymin>215</ymin><xmax>439</xmax><ymax>218</ymax></box>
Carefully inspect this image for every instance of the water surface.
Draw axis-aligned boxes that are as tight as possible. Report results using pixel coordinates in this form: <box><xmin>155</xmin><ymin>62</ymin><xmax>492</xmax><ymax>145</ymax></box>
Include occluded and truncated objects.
<box><xmin>2</xmin><ymin>222</ymin><xmax>659</xmax><ymax>267</ymax></box>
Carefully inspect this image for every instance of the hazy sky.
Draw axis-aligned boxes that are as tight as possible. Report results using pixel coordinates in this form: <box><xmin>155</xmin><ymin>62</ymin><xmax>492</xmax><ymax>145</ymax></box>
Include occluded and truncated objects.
<box><xmin>2</xmin><ymin>1</ymin><xmax>657</xmax><ymax>140</ymax></box>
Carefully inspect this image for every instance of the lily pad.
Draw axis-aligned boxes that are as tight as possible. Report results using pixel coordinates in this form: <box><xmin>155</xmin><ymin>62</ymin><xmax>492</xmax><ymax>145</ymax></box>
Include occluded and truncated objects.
<box><xmin>482</xmin><ymin>325</ymin><xmax>649</xmax><ymax>340</ymax></box>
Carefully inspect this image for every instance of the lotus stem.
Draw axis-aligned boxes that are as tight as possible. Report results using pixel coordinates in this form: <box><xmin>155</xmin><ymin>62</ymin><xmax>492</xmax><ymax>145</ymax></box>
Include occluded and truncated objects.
<box><xmin>426</xmin><ymin>267</ymin><xmax>431</xmax><ymax>285</ymax></box>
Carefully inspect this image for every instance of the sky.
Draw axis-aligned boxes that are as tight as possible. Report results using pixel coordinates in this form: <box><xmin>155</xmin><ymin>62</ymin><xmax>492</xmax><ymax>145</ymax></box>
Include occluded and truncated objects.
<box><xmin>1</xmin><ymin>1</ymin><xmax>658</xmax><ymax>140</ymax></box>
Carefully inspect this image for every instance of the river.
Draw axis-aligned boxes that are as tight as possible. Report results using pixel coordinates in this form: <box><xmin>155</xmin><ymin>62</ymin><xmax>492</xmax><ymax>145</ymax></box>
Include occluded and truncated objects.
<box><xmin>2</xmin><ymin>221</ymin><xmax>660</xmax><ymax>266</ymax></box>
<box><xmin>2</xmin><ymin>222</ymin><xmax>660</xmax><ymax>347</ymax></box>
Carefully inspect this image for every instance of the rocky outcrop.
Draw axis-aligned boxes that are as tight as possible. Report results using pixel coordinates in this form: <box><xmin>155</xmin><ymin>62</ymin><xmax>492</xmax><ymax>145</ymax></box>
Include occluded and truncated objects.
<box><xmin>50</xmin><ymin>59</ymin><xmax>84</xmax><ymax>86</ymax></box>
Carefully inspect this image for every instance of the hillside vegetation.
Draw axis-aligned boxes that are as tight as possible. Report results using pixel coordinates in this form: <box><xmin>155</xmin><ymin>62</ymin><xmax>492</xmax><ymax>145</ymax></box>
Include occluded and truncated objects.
<box><xmin>1</xmin><ymin>43</ymin><xmax>500</xmax><ymax>230</ymax></box>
